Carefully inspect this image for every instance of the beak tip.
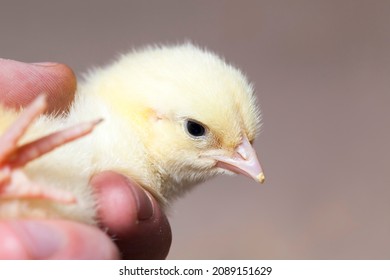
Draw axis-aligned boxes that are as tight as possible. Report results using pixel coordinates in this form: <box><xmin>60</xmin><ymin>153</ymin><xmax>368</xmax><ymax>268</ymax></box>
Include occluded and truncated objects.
<box><xmin>256</xmin><ymin>172</ymin><xmax>265</xmax><ymax>184</ymax></box>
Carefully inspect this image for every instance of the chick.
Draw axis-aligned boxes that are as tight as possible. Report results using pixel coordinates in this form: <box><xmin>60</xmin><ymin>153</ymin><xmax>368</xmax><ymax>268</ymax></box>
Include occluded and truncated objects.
<box><xmin>0</xmin><ymin>43</ymin><xmax>264</xmax><ymax>225</ymax></box>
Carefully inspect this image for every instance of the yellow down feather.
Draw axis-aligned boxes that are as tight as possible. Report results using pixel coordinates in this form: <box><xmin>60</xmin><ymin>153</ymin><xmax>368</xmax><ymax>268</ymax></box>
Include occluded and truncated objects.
<box><xmin>0</xmin><ymin>43</ymin><xmax>262</xmax><ymax>224</ymax></box>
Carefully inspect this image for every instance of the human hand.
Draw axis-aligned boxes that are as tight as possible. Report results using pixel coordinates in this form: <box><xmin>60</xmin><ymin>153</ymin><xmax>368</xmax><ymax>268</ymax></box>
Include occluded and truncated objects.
<box><xmin>0</xmin><ymin>59</ymin><xmax>172</xmax><ymax>259</ymax></box>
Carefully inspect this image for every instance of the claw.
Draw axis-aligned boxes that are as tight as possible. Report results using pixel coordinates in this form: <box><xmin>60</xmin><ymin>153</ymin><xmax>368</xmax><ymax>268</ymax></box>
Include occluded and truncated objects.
<box><xmin>0</xmin><ymin>170</ymin><xmax>76</xmax><ymax>204</ymax></box>
<box><xmin>0</xmin><ymin>95</ymin><xmax>46</xmax><ymax>164</ymax></box>
<box><xmin>9</xmin><ymin>118</ymin><xmax>103</xmax><ymax>168</ymax></box>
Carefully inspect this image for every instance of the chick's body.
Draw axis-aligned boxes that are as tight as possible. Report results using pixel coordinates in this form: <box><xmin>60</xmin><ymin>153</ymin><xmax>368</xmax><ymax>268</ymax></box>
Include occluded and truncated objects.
<box><xmin>0</xmin><ymin>44</ymin><xmax>263</xmax><ymax>225</ymax></box>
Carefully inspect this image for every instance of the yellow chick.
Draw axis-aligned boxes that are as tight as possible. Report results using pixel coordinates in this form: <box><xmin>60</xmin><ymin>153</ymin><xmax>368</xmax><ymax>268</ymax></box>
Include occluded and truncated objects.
<box><xmin>0</xmin><ymin>43</ymin><xmax>264</xmax><ymax>225</ymax></box>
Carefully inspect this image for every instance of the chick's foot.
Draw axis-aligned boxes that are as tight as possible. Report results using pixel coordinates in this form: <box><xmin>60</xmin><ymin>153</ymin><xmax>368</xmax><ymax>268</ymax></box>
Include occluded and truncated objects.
<box><xmin>0</xmin><ymin>95</ymin><xmax>100</xmax><ymax>204</ymax></box>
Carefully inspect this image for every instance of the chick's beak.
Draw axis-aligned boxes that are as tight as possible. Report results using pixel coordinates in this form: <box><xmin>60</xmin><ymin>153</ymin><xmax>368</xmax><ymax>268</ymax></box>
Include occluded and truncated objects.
<box><xmin>213</xmin><ymin>137</ymin><xmax>265</xmax><ymax>184</ymax></box>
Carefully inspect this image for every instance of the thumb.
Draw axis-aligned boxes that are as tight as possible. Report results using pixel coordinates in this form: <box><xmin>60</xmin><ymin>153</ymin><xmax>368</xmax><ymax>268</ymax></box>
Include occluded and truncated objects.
<box><xmin>0</xmin><ymin>59</ymin><xmax>76</xmax><ymax>113</ymax></box>
<box><xmin>0</xmin><ymin>220</ymin><xmax>119</xmax><ymax>259</ymax></box>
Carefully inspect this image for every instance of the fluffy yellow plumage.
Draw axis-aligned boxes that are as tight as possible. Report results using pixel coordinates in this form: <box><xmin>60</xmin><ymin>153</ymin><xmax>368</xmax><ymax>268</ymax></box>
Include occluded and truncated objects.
<box><xmin>0</xmin><ymin>43</ymin><xmax>264</xmax><ymax>224</ymax></box>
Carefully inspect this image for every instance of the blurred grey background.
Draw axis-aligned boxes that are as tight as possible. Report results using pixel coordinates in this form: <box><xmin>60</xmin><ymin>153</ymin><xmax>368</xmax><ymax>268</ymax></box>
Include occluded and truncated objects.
<box><xmin>1</xmin><ymin>0</ymin><xmax>389</xmax><ymax>259</ymax></box>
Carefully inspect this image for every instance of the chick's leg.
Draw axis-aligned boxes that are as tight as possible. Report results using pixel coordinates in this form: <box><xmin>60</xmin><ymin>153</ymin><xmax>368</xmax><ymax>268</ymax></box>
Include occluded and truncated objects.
<box><xmin>0</xmin><ymin>95</ymin><xmax>101</xmax><ymax>204</ymax></box>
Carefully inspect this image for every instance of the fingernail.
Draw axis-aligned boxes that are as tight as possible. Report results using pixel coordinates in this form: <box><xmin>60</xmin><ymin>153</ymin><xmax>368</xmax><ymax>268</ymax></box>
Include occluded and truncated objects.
<box><xmin>31</xmin><ymin>62</ymin><xmax>59</xmax><ymax>67</ymax></box>
<box><xmin>127</xmin><ymin>182</ymin><xmax>154</xmax><ymax>221</ymax></box>
<box><xmin>16</xmin><ymin>221</ymin><xmax>63</xmax><ymax>259</ymax></box>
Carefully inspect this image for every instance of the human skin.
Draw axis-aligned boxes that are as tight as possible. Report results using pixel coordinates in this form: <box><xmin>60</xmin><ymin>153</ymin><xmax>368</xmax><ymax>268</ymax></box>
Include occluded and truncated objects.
<box><xmin>0</xmin><ymin>60</ymin><xmax>172</xmax><ymax>259</ymax></box>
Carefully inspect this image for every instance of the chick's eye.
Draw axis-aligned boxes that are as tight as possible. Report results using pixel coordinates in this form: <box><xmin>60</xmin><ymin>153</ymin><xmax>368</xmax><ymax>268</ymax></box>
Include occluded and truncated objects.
<box><xmin>186</xmin><ymin>120</ymin><xmax>206</xmax><ymax>137</ymax></box>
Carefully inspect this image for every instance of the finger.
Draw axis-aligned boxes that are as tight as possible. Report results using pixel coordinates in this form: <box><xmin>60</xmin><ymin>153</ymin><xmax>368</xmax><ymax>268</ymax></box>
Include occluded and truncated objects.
<box><xmin>91</xmin><ymin>171</ymin><xmax>172</xmax><ymax>260</ymax></box>
<box><xmin>0</xmin><ymin>59</ymin><xmax>76</xmax><ymax>113</ymax></box>
<box><xmin>0</xmin><ymin>220</ymin><xmax>119</xmax><ymax>260</ymax></box>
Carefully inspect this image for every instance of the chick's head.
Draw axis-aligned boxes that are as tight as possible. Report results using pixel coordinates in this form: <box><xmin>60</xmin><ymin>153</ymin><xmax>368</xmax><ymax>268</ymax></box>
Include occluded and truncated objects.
<box><xmin>96</xmin><ymin>44</ymin><xmax>264</xmax><ymax>198</ymax></box>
